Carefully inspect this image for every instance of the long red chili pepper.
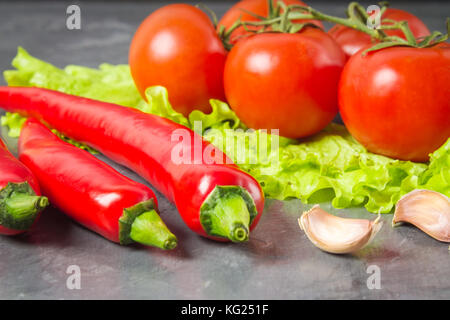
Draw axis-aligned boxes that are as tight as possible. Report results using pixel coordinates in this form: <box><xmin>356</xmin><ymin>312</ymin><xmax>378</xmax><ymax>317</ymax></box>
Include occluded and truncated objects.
<box><xmin>0</xmin><ymin>135</ymin><xmax>48</xmax><ymax>235</ymax></box>
<box><xmin>18</xmin><ymin>118</ymin><xmax>177</xmax><ymax>249</ymax></box>
<box><xmin>0</xmin><ymin>86</ymin><xmax>264</xmax><ymax>242</ymax></box>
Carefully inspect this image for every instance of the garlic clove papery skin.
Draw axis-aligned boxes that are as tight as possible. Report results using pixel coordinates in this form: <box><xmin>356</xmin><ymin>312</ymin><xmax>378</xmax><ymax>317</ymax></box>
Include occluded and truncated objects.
<box><xmin>298</xmin><ymin>205</ymin><xmax>383</xmax><ymax>254</ymax></box>
<box><xmin>393</xmin><ymin>189</ymin><xmax>450</xmax><ymax>243</ymax></box>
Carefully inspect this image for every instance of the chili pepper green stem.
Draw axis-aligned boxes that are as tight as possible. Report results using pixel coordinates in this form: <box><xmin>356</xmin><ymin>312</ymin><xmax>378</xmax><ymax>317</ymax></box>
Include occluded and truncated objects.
<box><xmin>0</xmin><ymin>182</ymin><xmax>49</xmax><ymax>231</ymax></box>
<box><xmin>4</xmin><ymin>193</ymin><xmax>48</xmax><ymax>220</ymax></box>
<box><xmin>200</xmin><ymin>186</ymin><xmax>258</xmax><ymax>243</ymax></box>
<box><xmin>130</xmin><ymin>209</ymin><xmax>178</xmax><ymax>250</ymax></box>
<box><xmin>238</xmin><ymin>4</ymin><xmax>380</xmax><ymax>38</ymax></box>
<box><xmin>205</xmin><ymin>194</ymin><xmax>250</xmax><ymax>242</ymax></box>
<box><xmin>288</xmin><ymin>5</ymin><xmax>380</xmax><ymax>38</ymax></box>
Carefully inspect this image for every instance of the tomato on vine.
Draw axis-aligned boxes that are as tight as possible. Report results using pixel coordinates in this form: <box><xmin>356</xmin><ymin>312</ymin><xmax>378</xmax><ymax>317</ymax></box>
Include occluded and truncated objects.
<box><xmin>218</xmin><ymin>0</ymin><xmax>323</xmax><ymax>46</ymax></box>
<box><xmin>129</xmin><ymin>4</ymin><xmax>227</xmax><ymax>116</ymax></box>
<box><xmin>329</xmin><ymin>8</ymin><xmax>430</xmax><ymax>60</ymax></box>
<box><xmin>224</xmin><ymin>28</ymin><xmax>345</xmax><ymax>138</ymax></box>
<box><xmin>339</xmin><ymin>43</ymin><xmax>450</xmax><ymax>162</ymax></box>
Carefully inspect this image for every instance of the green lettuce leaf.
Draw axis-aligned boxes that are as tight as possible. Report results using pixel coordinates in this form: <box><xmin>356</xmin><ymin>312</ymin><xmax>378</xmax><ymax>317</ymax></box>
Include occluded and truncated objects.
<box><xmin>142</xmin><ymin>86</ymin><xmax>190</xmax><ymax>127</ymax></box>
<box><xmin>2</xmin><ymin>47</ymin><xmax>448</xmax><ymax>214</ymax></box>
<box><xmin>4</xmin><ymin>47</ymin><xmax>143</xmax><ymax>108</ymax></box>
<box><xmin>1</xmin><ymin>112</ymin><xmax>26</xmax><ymax>137</ymax></box>
<box><xmin>202</xmin><ymin>122</ymin><xmax>436</xmax><ymax>213</ymax></box>
<box><xmin>2</xmin><ymin>47</ymin><xmax>145</xmax><ymax>139</ymax></box>
<box><xmin>419</xmin><ymin>138</ymin><xmax>450</xmax><ymax>196</ymax></box>
<box><xmin>189</xmin><ymin>99</ymin><xmax>246</xmax><ymax>133</ymax></box>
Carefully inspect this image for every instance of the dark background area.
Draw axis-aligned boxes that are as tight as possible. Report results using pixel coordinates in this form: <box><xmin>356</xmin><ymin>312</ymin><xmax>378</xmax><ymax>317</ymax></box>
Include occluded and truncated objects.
<box><xmin>0</xmin><ymin>0</ymin><xmax>448</xmax><ymax>71</ymax></box>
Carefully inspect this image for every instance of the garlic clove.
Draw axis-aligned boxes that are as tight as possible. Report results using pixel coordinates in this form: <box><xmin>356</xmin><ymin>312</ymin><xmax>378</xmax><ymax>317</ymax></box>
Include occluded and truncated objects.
<box><xmin>298</xmin><ymin>205</ymin><xmax>383</xmax><ymax>254</ymax></box>
<box><xmin>393</xmin><ymin>189</ymin><xmax>450</xmax><ymax>243</ymax></box>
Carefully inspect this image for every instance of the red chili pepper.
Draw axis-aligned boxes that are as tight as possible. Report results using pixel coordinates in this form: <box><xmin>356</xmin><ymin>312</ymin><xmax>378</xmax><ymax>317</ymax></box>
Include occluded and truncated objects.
<box><xmin>0</xmin><ymin>86</ymin><xmax>264</xmax><ymax>242</ymax></box>
<box><xmin>18</xmin><ymin>118</ymin><xmax>177</xmax><ymax>249</ymax></box>
<box><xmin>0</xmin><ymin>135</ymin><xmax>48</xmax><ymax>235</ymax></box>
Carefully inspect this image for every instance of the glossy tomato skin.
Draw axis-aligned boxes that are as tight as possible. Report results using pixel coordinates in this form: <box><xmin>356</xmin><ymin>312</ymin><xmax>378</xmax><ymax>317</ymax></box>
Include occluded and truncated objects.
<box><xmin>329</xmin><ymin>8</ymin><xmax>430</xmax><ymax>60</ymax></box>
<box><xmin>339</xmin><ymin>44</ymin><xmax>450</xmax><ymax>162</ymax></box>
<box><xmin>224</xmin><ymin>29</ymin><xmax>346</xmax><ymax>138</ymax></box>
<box><xmin>218</xmin><ymin>0</ymin><xmax>323</xmax><ymax>44</ymax></box>
<box><xmin>129</xmin><ymin>4</ymin><xmax>227</xmax><ymax>116</ymax></box>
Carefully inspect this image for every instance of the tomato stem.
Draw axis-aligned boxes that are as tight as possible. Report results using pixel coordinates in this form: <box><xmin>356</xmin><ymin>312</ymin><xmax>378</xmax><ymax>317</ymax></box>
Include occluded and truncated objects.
<box><xmin>220</xmin><ymin>19</ymin><xmax>247</xmax><ymax>50</ymax></box>
<box><xmin>221</xmin><ymin>0</ymin><xmax>449</xmax><ymax>52</ymax></box>
<box><xmin>5</xmin><ymin>193</ymin><xmax>48</xmax><ymax>216</ymax></box>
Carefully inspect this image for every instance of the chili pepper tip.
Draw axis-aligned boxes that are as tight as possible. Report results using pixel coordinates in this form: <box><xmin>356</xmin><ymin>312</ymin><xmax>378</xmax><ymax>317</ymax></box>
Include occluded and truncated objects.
<box><xmin>200</xmin><ymin>188</ymin><xmax>253</xmax><ymax>243</ymax></box>
<box><xmin>164</xmin><ymin>238</ymin><xmax>178</xmax><ymax>250</ymax></box>
<box><xmin>129</xmin><ymin>210</ymin><xmax>178</xmax><ymax>250</ymax></box>
<box><xmin>38</xmin><ymin>196</ymin><xmax>49</xmax><ymax>209</ymax></box>
<box><xmin>232</xmin><ymin>225</ymin><xmax>249</xmax><ymax>242</ymax></box>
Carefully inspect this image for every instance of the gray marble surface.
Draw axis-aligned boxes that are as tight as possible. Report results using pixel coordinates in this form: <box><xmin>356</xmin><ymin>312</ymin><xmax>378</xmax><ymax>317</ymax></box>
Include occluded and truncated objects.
<box><xmin>0</xmin><ymin>1</ymin><xmax>449</xmax><ymax>300</ymax></box>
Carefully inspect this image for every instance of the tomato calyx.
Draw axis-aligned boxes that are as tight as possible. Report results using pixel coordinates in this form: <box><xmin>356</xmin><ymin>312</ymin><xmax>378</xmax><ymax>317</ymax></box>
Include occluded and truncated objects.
<box><xmin>360</xmin><ymin>17</ymin><xmax>449</xmax><ymax>54</ymax></box>
<box><xmin>219</xmin><ymin>1</ymin><xmax>449</xmax><ymax>53</ymax></box>
<box><xmin>288</xmin><ymin>2</ymin><xmax>449</xmax><ymax>53</ymax></box>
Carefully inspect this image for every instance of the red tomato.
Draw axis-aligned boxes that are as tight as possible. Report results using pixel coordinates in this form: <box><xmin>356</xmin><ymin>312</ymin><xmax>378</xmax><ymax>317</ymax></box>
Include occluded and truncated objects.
<box><xmin>218</xmin><ymin>0</ymin><xmax>323</xmax><ymax>44</ymax></box>
<box><xmin>129</xmin><ymin>4</ymin><xmax>227</xmax><ymax>116</ymax></box>
<box><xmin>339</xmin><ymin>44</ymin><xmax>450</xmax><ymax>162</ymax></box>
<box><xmin>329</xmin><ymin>8</ymin><xmax>430</xmax><ymax>60</ymax></box>
<box><xmin>224</xmin><ymin>28</ymin><xmax>345</xmax><ymax>138</ymax></box>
